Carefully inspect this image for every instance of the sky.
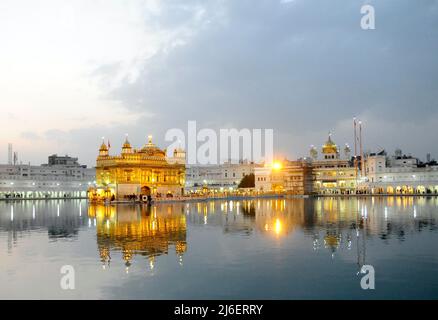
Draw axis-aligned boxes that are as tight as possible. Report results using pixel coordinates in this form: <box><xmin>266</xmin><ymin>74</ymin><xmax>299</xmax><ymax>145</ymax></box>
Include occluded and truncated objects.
<box><xmin>1</xmin><ymin>0</ymin><xmax>437</xmax><ymax>167</ymax></box>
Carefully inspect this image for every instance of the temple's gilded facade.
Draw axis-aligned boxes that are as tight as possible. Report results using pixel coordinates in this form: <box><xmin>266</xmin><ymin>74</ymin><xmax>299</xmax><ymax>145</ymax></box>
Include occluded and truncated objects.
<box><xmin>89</xmin><ymin>135</ymin><xmax>186</xmax><ymax>201</ymax></box>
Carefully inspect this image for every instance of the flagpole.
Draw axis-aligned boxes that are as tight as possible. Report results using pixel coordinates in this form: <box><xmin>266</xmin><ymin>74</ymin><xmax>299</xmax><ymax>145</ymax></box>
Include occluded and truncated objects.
<box><xmin>354</xmin><ymin>118</ymin><xmax>358</xmax><ymax>191</ymax></box>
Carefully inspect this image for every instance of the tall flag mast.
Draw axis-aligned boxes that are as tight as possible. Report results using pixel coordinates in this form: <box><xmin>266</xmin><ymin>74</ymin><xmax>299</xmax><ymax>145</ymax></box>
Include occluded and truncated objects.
<box><xmin>353</xmin><ymin>118</ymin><xmax>358</xmax><ymax>182</ymax></box>
<box><xmin>359</xmin><ymin>121</ymin><xmax>364</xmax><ymax>177</ymax></box>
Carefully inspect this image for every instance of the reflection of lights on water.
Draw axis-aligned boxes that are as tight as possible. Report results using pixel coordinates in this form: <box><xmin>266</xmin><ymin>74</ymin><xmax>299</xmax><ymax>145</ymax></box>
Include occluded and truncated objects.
<box><xmin>313</xmin><ymin>239</ymin><xmax>320</xmax><ymax>251</ymax></box>
<box><xmin>275</xmin><ymin>219</ymin><xmax>282</xmax><ymax>235</ymax></box>
<box><xmin>347</xmin><ymin>240</ymin><xmax>352</xmax><ymax>250</ymax></box>
<box><xmin>125</xmin><ymin>267</ymin><xmax>130</xmax><ymax>274</ymax></box>
<box><xmin>102</xmin><ymin>265</ymin><xmax>106</xmax><ymax>270</ymax></box>
<box><xmin>10</xmin><ymin>205</ymin><xmax>14</xmax><ymax>221</ymax></box>
<box><xmin>384</xmin><ymin>207</ymin><xmax>388</xmax><ymax>220</ymax></box>
<box><xmin>57</xmin><ymin>204</ymin><xmax>60</xmax><ymax>217</ymax></box>
<box><xmin>79</xmin><ymin>205</ymin><xmax>82</xmax><ymax>217</ymax></box>
<box><xmin>32</xmin><ymin>205</ymin><xmax>36</xmax><ymax>219</ymax></box>
<box><xmin>204</xmin><ymin>215</ymin><xmax>207</xmax><ymax>225</ymax></box>
<box><xmin>150</xmin><ymin>260</ymin><xmax>154</xmax><ymax>270</ymax></box>
<box><xmin>414</xmin><ymin>206</ymin><xmax>417</xmax><ymax>218</ymax></box>
<box><xmin>106</xmin><ymin>220</ymin><xmax>110</xmax><ymax>229</ymax></box>
<box><xmin>264</xmin><ymin>224</ymin><xmax>269</xmax><ymax>231</ymax></box>
<box><xmin>88</xmin><ymin>219</ymin><xmax>91</xmax><ymax>227</ymax></box>
<box><xmin>152</xmin><ymin>220</ymin><xmax>157</xmax><ymax>231</ymax></box>
<box><xmin>94</xmin><ymin>218</ymin><xmax>97</xmax><ymax>227</ymax></box>
<box><xmin>179</xmin><ymin>255</ymin><xmax>183</xmax><ymax>266</ymax></box>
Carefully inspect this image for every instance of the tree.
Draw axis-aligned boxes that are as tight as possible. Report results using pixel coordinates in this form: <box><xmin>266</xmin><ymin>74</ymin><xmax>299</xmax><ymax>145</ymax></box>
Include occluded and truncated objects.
<box><xmin>238</xmin><ymin>173</ymin><xmax>255</xmax><ymax>189</ymax></box>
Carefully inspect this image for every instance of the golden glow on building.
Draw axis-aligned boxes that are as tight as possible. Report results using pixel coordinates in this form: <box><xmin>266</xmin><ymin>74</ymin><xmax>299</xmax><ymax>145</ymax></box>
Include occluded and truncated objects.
<box><xmin>89</xmin><ymin>135</ymin><xmax>186</xmax><ymax>201</ymax></box>
<box><xmin>272</xmin><ymin>161</ymin><xmax>283</xmax><ymax>171</ymax></box>
<box><xmin>91</xmin><ymin>204</ymin><xmax>187</xmax><ymax>269</ymax></box>
<box><xmin>322</xmin><ymin>134</ymin><xmax>338</xmax><ymax>155</ymax></box>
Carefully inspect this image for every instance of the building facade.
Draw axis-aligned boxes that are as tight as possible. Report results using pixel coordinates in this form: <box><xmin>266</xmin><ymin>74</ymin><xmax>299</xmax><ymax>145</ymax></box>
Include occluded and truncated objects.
<box><xmin>363</xmin><ymin>150</ymin><xmax>438</xmax><ymax>194</ymax></box>
<box><xmin>254</xmin><ymin>134</ymin><xmax>357</xmax><ymax>195</ymax></box>
<box><xmin>0</xmin><ymin>154</ymin><xmax>95</xmax><ymax>200</ymax></box>
<box><xmin>254</xmin><ymin>160</ymin><xmax>313</xmax><ymax>195</ymax></box>
<box><xmin>90</xmin><ymin>136</ymin><xmax>186</xmax><ymax>201</ymax></box>
<box><xmin>311</xmin><ymin>135</ymin><xmax>357</xmax><ymax>195</ymax></box>
<box><xmin>185</xmin><ymin>160</ymin><xmax>255</xmax><ymax>192</ymax></box>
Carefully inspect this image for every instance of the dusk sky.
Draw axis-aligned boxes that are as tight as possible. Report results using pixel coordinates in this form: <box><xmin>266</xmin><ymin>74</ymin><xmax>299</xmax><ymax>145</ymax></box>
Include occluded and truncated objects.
<box><xmin>1</xmin><ymin>0</ymin><xmax>437</xmax><ymax>167</ymax></box>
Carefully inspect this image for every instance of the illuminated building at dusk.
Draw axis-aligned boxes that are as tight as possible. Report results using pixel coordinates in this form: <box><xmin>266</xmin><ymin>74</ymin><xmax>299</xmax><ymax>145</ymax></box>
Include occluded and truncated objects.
<box><xmin>310</xmin><ymin>134</ymin><xmax>357</xmax><ymax>195</ymax></box>
<box><xmin>0</xmin><ymin>154</ymin><xmax>95</xmax><ymax>200</ymax></box>
<box><xmin>254</xmin><ymin>134</ymin><xmax>356</xmax><ymax>195</ymax></box>
<box><xmin>362</xmin><ymin>149</ymin><xmax>438</xmax><ymax>195</ymax></box>
<box><xmin>89</xmin><ymin>135</ymin><xmax>186</xmax><ymax>201</ymax></box>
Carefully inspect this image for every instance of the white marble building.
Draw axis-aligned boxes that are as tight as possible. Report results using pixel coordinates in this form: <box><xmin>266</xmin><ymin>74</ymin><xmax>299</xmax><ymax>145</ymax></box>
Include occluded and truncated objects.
<box><xmin>0</xmin><ymin>154</ymin><xmax>96</xmax><ymax>200</ymax></box>
<box><xmin>363</xmin><ymin>150</ymin><xmax>438</xmax><ymax>194</ymax></box>
<box><xmin>185</xmin><ymin>160</ymin><xmax>255</xmax><ymax>192</ymax></box>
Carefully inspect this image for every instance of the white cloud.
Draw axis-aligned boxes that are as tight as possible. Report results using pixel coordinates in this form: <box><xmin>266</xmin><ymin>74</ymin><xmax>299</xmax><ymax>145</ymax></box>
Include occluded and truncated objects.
<box><xmin>0</xmin><ymin>0</ymin><xmax>211</xmax><ymax>163</ymax></box>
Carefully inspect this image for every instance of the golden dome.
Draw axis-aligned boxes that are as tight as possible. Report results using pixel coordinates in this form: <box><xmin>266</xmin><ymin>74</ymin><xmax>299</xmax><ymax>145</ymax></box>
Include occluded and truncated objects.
<box><xmin>140</xmin><ymin>135</ymin><xmax>166</xmax><ymax>157</ymax></box>
<box><xmin>322</xmin><ymin>134</ymin><xmax>338</xmax><ymax>154</ymax></box>
<box><xmin>99</xmin><ymin>142</ymin><xmax>108</xmax><ymax>152</ymax></box>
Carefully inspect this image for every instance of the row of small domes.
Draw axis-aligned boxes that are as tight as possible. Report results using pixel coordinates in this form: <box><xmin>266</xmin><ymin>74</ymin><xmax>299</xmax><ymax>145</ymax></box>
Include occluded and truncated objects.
<box><xmin>99</xmin><ymin>135</ymin><xmax>166</xmax><ymax>157</ymax></box>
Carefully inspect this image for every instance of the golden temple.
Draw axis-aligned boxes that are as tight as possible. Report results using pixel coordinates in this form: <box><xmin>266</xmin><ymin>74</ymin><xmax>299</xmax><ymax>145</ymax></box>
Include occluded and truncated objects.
<box><xmin>89</xmin><ymin>135</ymin><xmax>186</xmax><ymax>201</ymax></box>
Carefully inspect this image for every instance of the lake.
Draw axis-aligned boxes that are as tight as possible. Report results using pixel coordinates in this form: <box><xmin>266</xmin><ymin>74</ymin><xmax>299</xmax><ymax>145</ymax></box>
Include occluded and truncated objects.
<box><xmin>1</xmin><ymin>197</ymin><xmax>437</xmax><ymax>299</ymax></box>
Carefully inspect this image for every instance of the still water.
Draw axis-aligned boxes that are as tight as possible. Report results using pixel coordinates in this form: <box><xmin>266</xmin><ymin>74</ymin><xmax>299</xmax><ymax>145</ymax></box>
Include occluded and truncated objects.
<box><xmin>1</xmin><ymin>197</ymin><xmax>437</xmax><ymax>300</ymax></box>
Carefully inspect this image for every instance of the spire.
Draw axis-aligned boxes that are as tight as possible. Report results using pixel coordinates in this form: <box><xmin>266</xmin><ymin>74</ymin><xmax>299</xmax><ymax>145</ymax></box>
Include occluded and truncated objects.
<box><xmin>99</xmin><ymin>137</ymin><xmax>108</xmax><ymax>151</ymax></box>
<box><xmin>122</xmin><ymin>133</ymin><xmax>133</xmax><ymax>154</ymax></box>
<box><xmin>99</xmin><ymin>137</ymin><xmax>109</xmax><ymax>156</ymax></box>
<box><xmin>327</xmin><ymin>132</ymin><xmax>333</xmax><ymax>144</ymax></box>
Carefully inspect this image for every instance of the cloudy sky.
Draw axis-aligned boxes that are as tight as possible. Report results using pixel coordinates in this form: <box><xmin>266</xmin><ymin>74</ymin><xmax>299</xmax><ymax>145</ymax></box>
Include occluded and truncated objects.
<box><xmin>1</xmin><ymin>0</ymin><xmax>437</xmax><ymax>167</ymax></box>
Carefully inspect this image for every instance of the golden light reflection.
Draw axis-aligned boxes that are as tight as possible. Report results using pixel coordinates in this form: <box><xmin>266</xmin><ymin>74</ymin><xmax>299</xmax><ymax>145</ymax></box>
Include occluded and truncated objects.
<box><xmin>274</xmin><ymin>219</ymin><xmax>282</xmax><ymax>235</ymax></box>
<box><xmin>90</xmin><ymin>204</ymin><xmax>187</xmax><ymax>270</ymax></box>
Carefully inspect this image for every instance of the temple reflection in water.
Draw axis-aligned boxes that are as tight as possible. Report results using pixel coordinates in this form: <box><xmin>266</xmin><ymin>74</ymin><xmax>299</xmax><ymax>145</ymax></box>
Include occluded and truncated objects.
<box><xmin>88</xmin><ymin>204</ymin><xmax>187</xmax><ymax>271</ymax></box>
<box><xmin>1</xmin><ymin>196</ymin><xmax>437</xmax><ymax>274</ymax></box>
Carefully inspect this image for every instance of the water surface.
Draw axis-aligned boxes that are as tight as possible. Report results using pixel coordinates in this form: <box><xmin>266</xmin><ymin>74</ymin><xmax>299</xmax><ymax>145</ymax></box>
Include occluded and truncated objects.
<box><xmin>1</xmin><ymin>197</ymin><xmax>437</xmax><ymax>299</ymax></box>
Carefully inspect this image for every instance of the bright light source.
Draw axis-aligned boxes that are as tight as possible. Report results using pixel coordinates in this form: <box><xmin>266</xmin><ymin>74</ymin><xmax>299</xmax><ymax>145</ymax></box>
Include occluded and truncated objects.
<box><xmin>272</xmin><ymin>162</ymin><xmax>282</xmax><ymax>171</ymax></box>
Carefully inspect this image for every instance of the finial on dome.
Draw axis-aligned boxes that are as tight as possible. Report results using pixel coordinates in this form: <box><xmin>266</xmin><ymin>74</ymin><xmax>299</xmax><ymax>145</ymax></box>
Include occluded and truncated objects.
<box><xmin>148</xmin><ymin>135</ymin><xmax>153</xmax><ymax>144</ymax></box>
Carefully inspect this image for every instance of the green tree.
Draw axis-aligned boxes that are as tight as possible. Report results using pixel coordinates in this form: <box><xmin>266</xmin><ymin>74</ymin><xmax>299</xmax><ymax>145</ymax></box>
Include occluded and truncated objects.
<box><xmin>238</xmin><ymin>173</ymin><xmax>255</xmax><ymax>189</ymax></box>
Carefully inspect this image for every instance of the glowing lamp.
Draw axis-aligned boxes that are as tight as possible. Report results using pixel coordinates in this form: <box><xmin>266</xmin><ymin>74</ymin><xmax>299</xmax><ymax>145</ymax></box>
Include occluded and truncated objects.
<box><xmin>272</xmin><ymin>162</ymin><xmax>282</xmax><ymax>171</ymax></box>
